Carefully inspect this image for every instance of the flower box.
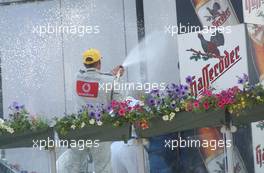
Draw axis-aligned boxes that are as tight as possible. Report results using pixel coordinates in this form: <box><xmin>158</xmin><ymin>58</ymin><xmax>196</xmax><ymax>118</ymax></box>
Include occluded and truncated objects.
<box><xmin>231</xmin><ymin>105</ymin><xmax>264</xmax><ymax>125</ymax></box>
<box><xmin>58</xmin><ymin>123</ymin><xmax>131</xmax><ymax>142</ymax></box>
<box><xmin>0</xmin><ymin>128</ymin><xmax>54</xmax><ymax>149</ymax></box>
<box><xmin>135</xmin><ymin>110</ymin><xmax>226</xmax><ymax>138</ymax></box>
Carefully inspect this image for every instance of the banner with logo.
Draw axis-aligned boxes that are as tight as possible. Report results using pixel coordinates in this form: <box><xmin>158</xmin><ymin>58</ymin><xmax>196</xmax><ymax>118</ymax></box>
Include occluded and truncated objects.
<box><xmin>191</xmin><ymin>0</ymin><xmax>240</xmax><ymax>27</ymax></box>
<box><xmin>178</xmin><ymin>24</ymin><xmax>249</xmax><ymax>95</ymax></box>
<box><xmin>243</xmin><ymin>0</ymin><xmax>264</xmax><ymax>25</ymax></box>
<box><xmin>177</xmin><ymin>24</ymin><xmax>250</xmax><ymax>173</ymax></box>
<box><xmin>251</xmin><ymin>121</ymin><xmax>264</xmax><ymax>172</ymax></box>
<box><xmin>247</xmin><ymin>24</ymin><xmax>264</xmax><ymax>173</ymax></box>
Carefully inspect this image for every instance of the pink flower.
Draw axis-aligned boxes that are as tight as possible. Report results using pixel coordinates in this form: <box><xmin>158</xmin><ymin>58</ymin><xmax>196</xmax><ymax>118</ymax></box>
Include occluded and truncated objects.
<box><xmin>203</xmin><ymin>102</ymin><xmax>210</xmax><ymax>110</ymax></box>
<box><xmin>221</xmin><ymin>98</ymin><xmax>227</xmax><ymax>105</ymax></box>
<box><xmin>193</xmin><ymin>101</ymin><xmax>200</xmax><ymax>108</ymax></box>
<box><xmin>128</xmin><ymin>107</ymin><xmax>133</xmax><ymax>111</ymax></box>
<box><xmin>203</xmin><ymin>89</ymin><xmax>212</xmax><ymax>97</ymax></box>
<box><xmin>133</xmin><ymin>105</ymin><xmax>140</xmax><ymax>110</ymax></box>
<box><xmin>218</xmin><ymin>101</ymin><xmax>224</xmax><ymax>109</ymax></box>
<box><xmin>120</xmin><ymin>102</ymin><xmax>127</xmax><ymax>108</ymax></box>
<box><xmin>111</xmin><ymin>100</ymin><xmax>119</xmax><ymax>108</ymax></box>
<box><xmin>118</xmin><ymin>109</ymin><xmax>126</xmax><ymax>117</ymax></box>
<box><xmin>231</xmin><ymin>86</ymin><xmax>240</xmax><ymax>94</ymax></box>
<box><xmin>216</xmin><ymin>94</ymin><xmax>221</xmax><ymax>99</ymax></box>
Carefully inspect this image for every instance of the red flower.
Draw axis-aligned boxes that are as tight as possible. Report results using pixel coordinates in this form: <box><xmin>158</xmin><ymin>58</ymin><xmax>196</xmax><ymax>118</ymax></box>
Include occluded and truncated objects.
<box><xmin>128</xmin><ymin>107</ymin><xmax>133</xmax><ymax>111</ymax></box>
<box><xmin>120</xmin><ymin>102</ymin><xmax>128</xmax><ymax>108</ymax></box>
<box><xmin>202</xmin><ymin>89</ymin><xmax>212</xmax><ymax>97</ymax></box>
<box><xmin>217</xmin><ymin>101</ymin><xmax>224</xmax><ymax>109</ymax></box>
<box><xmin>193</xmin><ymin>101</ymin><xmax>200</xmax><ymax>108</ymax></box>
<box><xmin>140</xmin><ymin>120</ymin><xmax>149</xmax><ymax>129</ymax></box>
<box><xmin>111</xmin><ymin>100</ymin><xmax>119</xmax><ymax>108</ymax></box>
<box><xmin>118</xmin><ymin>109</ymin><xmax>126</xmax><ymax>117</ymax></box>
<box><xmin>203</xmin><ymin>102</ymin><xmax>210</xmax><ymax>110</ymax></box>
<box><xmin>221</xmin><ymin>99</ymin><xmax>227</xmax><ymax>105</ymax></box>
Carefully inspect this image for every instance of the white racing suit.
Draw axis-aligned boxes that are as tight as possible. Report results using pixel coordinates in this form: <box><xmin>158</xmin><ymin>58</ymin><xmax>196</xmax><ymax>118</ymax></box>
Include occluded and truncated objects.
<box><xmin>57</xmin><ymin>68</ymin><xmax>117</xmax><ymax>173</ymax></box>
<box><xmin>111</xmin><ymin>98</ymin><xmax>150</xmax><ymax>173</ymax></box>
<box><xmin>111</xmin><ymin>132</ymin><xmax>150</xmax><ymax>173</ymax></box>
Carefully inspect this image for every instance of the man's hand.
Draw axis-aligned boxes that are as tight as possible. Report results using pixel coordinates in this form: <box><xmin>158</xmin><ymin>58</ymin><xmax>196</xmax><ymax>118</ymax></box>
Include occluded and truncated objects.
<box><xmin>111</xmin><ymin>65</ymin><xmax>125</xmax><ymax>77</ymax></box>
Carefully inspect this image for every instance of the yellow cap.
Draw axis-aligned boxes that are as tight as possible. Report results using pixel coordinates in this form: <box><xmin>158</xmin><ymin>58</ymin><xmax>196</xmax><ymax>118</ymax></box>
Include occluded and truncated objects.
<box><xmin>82</xmin><ymin>48</ymin><xmax>102</xmax><ymax>65</ymax></box>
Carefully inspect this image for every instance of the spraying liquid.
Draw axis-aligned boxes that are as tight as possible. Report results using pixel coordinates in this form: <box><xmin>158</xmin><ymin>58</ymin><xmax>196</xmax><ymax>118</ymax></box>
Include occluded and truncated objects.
<box><xmin>122</xmin><ymin>31</ymin><xmax>169</xmax><ymax>68</ymax></box>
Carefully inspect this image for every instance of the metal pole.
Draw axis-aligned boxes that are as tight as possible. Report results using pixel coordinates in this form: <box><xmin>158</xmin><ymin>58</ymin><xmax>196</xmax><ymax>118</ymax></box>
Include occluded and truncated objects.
<box><xmin>225</xmin><ymin>124</ymin><xmax>234</xmax><ymax>173</ymax></box>
<box><xmin>50</xmin><ymin>148</ymin><xmax>57</xmax><ymax>173</ymax></box>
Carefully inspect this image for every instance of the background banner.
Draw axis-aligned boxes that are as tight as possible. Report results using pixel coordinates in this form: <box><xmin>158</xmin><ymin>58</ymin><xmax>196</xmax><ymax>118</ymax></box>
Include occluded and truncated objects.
<box><xmin>251</xmin><ymin>121</ymin><xmax>264</xmax><ymax>173</ymax></box>
<box><xmin>177</xmin><ymin>24</ymin><xmax>251</xmax><ymax>173</ymax></box>
<box><xmin>243</xmin><ymin>0</ymin><xmax>264</xmax><ymax>25</ymax></box>
<box><xmin>178</xmin><ymin>24</ymin><xmax>249</xmax><ymax>96</ymax></box>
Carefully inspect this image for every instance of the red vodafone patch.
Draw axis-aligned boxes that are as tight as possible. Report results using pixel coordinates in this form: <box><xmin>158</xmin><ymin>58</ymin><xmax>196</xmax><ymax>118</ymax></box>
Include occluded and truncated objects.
<box><xmin>76</xmin><ymin>81</ymin><xmax>99</xmax><ymax>98</ymax></box>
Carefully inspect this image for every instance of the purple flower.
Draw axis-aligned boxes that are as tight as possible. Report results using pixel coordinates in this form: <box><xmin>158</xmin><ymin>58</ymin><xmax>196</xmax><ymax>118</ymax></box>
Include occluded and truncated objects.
<box><xmin>106</xmin><ymin>105</ymin><xmax>112</xmax><ymax>112</ymax></box>
<box><xmin>148</xmin><ymin>98</ymin><xmax>156</xmax><ymax>106</ymax></box>
<box><xmin>150</xmin><ymin>89</ymin><xmax>160</xmax><ymax>97</ymax></box>
<box><xmin>95</xmin><ymin>112</ymin><xmax>102</xmax><ymax>120</ymax></box>
<box><xmin>12</xmin><ymin>101</ymin><xmax>19</xmax><ymax>110</ymax></box>
<box><xmin>185</xmin><ymin>76</ymin><xmax>193</xmax><ymax>84</ymax></box>
<box><xmin>78</xmin><ymin>109</ymin><xmax>83</xmax><ymax>114</ymax></box>
<box><xmin>243</xmin><ymin>73</ymin><xmax>249</xmax><ymax>82</ymax></box>
<box><xmin>179</xmin><ymin>84</ymin><xmax>184</xmax><ymax>90</ymax></box>
<box><xmin>89</xmin><ymin>111</ymin><xmax>95</xmax><ymax>118</ymax></box>
<box><xmin>183</xmin><ymin>85</ymin><xmax>189</xmax><ymax>91</ymax></box>
<box><xmin>237</xmin><ymin>74</ymin><xmax>249</xmax><ymax>85</ymax></box>
<box><xmin>166</xmin><ymin>83</ymin><xmax>176</xmax><ymax>90</ymax></box>
<box><xmin>170</xmin><ymin>103</ymin><xmax>176</xmax><ymax>109</ymax></box>
<box><xmin>156</xmin><ymin>99</ymin><xmax>162</xmax><ymax>105</ymax></box>
<box><xmin>175</xmin><ymin>87</ymin><xmax>180</xmax><ymax>93</ymax></box>
<box><xmin>9</xmin><ymin>101</ymin><xmax>24</xmax><ymax>112</ymax></box>
<box><xmin>238</xmin><ymin>78</ymin><xmax>244</xmax><ymax>84</ymax></box>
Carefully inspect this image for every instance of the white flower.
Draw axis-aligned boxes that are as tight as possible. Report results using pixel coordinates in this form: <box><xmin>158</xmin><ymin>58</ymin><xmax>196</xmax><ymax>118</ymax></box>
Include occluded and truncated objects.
<box><xmin>89</xmin><ymin>119</ymin><xmax>95</xmax><ymax>125</ymax></box>
<box><xmin>162</xmin><ymin>115</ymin><xmax>169</xmax><ymax>121</ymax></box>
<box><xmin>97</xmin><ymin>121</ymin><xmax>103</xmax><ymax>126</ymax></box>
<box><xmin>81</xmin><ymin>122</ymin><xmax>86</xmax><ymax>128</ymax></box>
<box><xmin>6</xmin><ymin>127</ymin><xmax>14</xmax><ymax>134</ymax></box>
<box><xmin>70</xmin><ymin>125</ymin><xmax>76</xmax><ymax>130</ymax></box>
<box><xmin>0</xmin><ymin>118</ymin><xmax>4</xmax><ymax>124</ymax></box>
<box><xmin>110</xmin><ymin>113</ymin><xmax>115</xmax><ymax>117</ymax></box>
<box><xmin>175</xmin><ymin>107</ymin><xmax>180</xmax><ymax>112</ymax></box>
<box><xmin>172</xmin><ymin>100</ymin><xmax>176</xmax><ymax>104</ymax></box>
<box><xmin>169</xmin><ymin>112</ymin><xmax>176</xmax><ymax>120</ymax></box>
<box><xmin>256</xmin><ymin>96</ymin><xmax>261</xmax><ymax>100</ymax></box>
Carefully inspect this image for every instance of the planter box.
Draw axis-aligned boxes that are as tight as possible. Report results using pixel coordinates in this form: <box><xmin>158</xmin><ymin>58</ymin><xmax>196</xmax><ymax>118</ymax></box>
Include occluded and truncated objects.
<box><xmin>232</xmin><ymin>105</ymin><xmax>264</xmax><ymax>125</ymax></box>
<box><xmin>136</xmin><ymin>110</ymin><xmax>226</xmax><ymax>138</ymax></box>
<box><xmin>58</xmin><ymin>123</ymin><xmax>131</xmax><ymax>142</ymax></box>
<box><xmin>0</xmin><ymin>128</ymin><xmax>54</xmax><ymax>149</ymax></box>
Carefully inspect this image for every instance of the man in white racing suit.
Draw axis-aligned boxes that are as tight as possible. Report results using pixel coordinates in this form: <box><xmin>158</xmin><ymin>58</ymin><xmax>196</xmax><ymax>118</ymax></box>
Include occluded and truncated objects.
<box><xmin>57</xmin><ymin>48</ymin><xmax>124</xmax><ymax>173</ymax></box>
